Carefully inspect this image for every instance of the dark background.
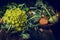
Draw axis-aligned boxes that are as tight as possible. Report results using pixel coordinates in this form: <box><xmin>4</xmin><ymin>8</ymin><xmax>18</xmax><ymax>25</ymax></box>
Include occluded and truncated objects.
<box><xmin>0</xmin><ymin>0</ymin><xmax>60</xmax><ymax>40</ymax></box>
<box><xmin>0</xmin><ymin>0</ymin><xmax>60</xmax><ymax>12</ymax></box>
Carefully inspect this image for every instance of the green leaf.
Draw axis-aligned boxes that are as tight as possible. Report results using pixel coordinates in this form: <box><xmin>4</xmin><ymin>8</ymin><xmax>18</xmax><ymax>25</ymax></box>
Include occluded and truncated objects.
<box><xmin>21</xmin><ymin>33</ymin><xmax>30</xmax><ymax>39</ymax></box>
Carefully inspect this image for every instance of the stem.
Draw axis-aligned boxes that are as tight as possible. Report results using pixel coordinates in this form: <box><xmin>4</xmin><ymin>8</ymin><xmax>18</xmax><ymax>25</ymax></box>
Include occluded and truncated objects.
<box><xmin>28</xmin><ymin>15</ymin><xmax>40</xmax><ymax>21</ymax></box>
<box><xmin>42</xmin><ymin>4</ymin><xmax>51</xmax><ymax>17</ymax></box>
<box><xmin>51</xmin><ymin>10</ymin><xmax>55</xmax><ymax>15</ymax></box>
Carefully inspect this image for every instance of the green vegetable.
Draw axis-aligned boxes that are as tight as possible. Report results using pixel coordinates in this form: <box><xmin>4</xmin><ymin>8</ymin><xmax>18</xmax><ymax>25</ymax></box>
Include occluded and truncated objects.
<box><xmin>2</xmin><ymin>4</ymin><xmax>28</xmax><ymax>32</ymax></box>
<box><xmin>49</xmin><ymin>17</ymin><xmax>54</xmax><ymax>23</ymax></box>
<box><xmin>52</xmin><ymin>15</ymin><xmax>58</xmax><ymax>22</ymax></box>
<box><xmin>21</xmin><ymin>33</ymin><xmax>30</xmax><ymax>39</ymax></box>
<box><xmin>49</xmin><ymin>14</ymin><xmax>58</xmax><ymax>23</ymax></box>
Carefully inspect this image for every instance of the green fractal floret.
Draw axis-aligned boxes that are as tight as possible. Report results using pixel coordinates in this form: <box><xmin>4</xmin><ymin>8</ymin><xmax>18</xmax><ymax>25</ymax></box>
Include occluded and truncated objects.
<box><xmin>2</xmin><ymin>7</ymin><xmax>28</xmax><ymax>31</ymax></box>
